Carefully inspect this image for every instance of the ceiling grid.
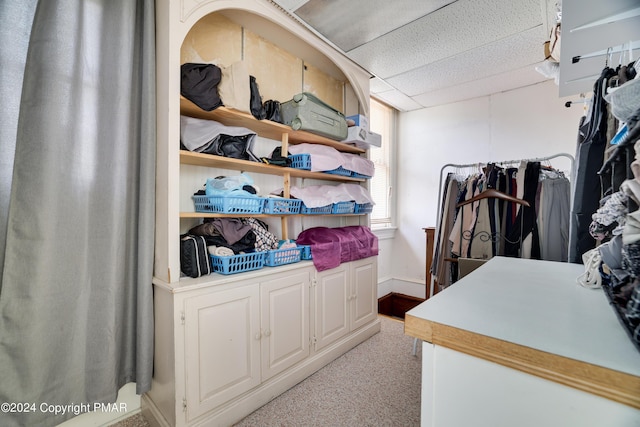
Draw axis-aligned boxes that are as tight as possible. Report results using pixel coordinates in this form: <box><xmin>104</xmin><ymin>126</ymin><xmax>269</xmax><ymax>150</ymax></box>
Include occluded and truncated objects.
<box><xmin>272</xmin><ymin>0</ymin><xmax>559</xmax><ymax>111</ymax></box>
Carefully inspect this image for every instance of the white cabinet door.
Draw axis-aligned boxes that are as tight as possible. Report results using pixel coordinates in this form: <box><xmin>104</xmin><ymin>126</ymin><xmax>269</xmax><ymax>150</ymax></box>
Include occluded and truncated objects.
<box><xmin>350</xmin><ymin>257</ymin><xmax>378</xmax><ymax>331</ymax></box>
<box><xmin>184</xmin><ymin>285</ymin><xmax>261</xmax><ymax>421</ymax></box>
<box><xmin>260</xmin><ymin>270</ymin><xmax>310</xmax><ymax>381</ymax></box>
<box><xmin>314</xmin><ymin>263</ymin><xmax>349</xmax><ymax>351</ymax></box>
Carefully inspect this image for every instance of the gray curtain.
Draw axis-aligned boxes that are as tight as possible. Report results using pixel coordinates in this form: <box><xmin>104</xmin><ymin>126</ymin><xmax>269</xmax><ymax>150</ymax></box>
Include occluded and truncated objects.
<box><xmin>0</xmin><ymin>1</ymin><xmax>156</xmax><ymax>426</ymax></box>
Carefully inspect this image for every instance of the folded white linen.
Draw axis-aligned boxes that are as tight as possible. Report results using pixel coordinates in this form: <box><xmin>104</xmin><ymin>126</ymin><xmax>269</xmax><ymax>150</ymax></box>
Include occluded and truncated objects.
<box><xmin>208</xmin><ymin>246</ymin><xmax>235</xmax><ymax>256</ymax></box>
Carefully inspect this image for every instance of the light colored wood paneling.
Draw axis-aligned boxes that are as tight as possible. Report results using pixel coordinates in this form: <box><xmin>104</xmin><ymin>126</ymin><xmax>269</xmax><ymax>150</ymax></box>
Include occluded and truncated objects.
<box><xmin>344</xmin><ymin>84</ymin><xmax>360</xmax><ymax>117</ymax></box>
<box><xmin>244</xmin><ymin>31</ymin><xmax>302</xmax><ymax>103</ymax></box>
<box><xmin>181</xmin><ymin>13</ymin><xmax>242</xmax><ymax>66</ymax></box>
<box><xmin>180</xmin><ymin>12</ymin><xmax>348</xmax><ymax>112</ymax></box>
<box><xmin>303</xmin><ymin>62</ymin><xmax>345</xmax><ymax>113</ymax></box>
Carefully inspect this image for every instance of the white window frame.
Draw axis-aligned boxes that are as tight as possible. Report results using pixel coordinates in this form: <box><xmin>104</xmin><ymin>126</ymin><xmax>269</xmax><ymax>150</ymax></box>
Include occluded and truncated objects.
<box><xmin>368</xmin><ymin>97</ymin><xmax>397</xmax><ymax>236</ymax></box>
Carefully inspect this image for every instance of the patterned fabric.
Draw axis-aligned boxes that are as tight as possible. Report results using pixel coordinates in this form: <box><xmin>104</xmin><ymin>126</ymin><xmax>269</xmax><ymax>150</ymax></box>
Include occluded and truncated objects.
<box><xmin>627</xmin><ymin>280</ymin><xmax>640</xmax><ymax>348</ymax></box>
<box><xmin>242</xmin><ymin>217</ymin><xmax>278</xmax><ymax>251</ymax></box>
<box><xmin>589</xmin><ymin>191</ymin><xmax>628</xmax><ymax>240</ymax></box>
<box><xmin>626</xmin><ymin>281</ymin><xmax>640</xmax><ymax>325</ymax></box>
<box><xmin>622</xmin><ymin>241</ymin><xmax>640</xmax><ymax>278</ymax></box>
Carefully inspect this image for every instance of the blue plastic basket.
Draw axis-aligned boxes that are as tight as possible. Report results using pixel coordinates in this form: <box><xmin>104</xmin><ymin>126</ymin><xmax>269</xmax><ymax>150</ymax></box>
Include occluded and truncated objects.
<box><xmin>354</xmin><ymin>202</ymin><xmax>373</xmax><ymax>214</ymax></box>
<box><xmin>209</xmin><ymin>252</ymin><xmax>264</xmax><ymax>275</ymax></box>
<box><xmin>298</xmin><ymin>245</ymin><xmax>312</xmax><ymax>260</ymax></box>
<box><xmin>192</xmin><ymin>195</ymin><xmax>264</xmax><ymax>214</ymax></box>
<box><xmin>288</xmin><ymin>154</ymin><xmax>311</xmax><ymax>170</ymax></box>
<box><xmin>300</xmin><ymin>203</ymin><xmax>333</xmax><ymax>214</ymax></box>
<box><xmin>332</xmin><ymin>201</ymin><xmax>355</xmax><ymax>214</ymax></box>
<box><xmin>351</xmin><ymin>172</ymin><xmax>372</xmax><ymax>179</ymax></box>
<box><xmin>264</xmin><ymin>247</ymin><xmax>301</xmax><ymax>266</ymax></box>
<box><xmin>324</xmin><ymin>166</ymin><xmax>352</xmax><ymax>176</ymax></box>
<box><xmin>263</xmin><ymin>198</ymin><xmax>302</xmax><ymax>214</ymax></box>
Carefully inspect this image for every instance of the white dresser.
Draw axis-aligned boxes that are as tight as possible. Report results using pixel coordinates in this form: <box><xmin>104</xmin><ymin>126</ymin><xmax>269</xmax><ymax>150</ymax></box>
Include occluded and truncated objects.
<box><xmin>405</xmin><ymin>256</ymin><xmax>640</xmax><ymax>427</ymax></box>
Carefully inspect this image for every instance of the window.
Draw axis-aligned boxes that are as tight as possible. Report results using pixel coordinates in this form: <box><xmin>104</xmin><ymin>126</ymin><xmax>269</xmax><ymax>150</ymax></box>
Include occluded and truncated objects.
<box><xmin>368</xmin><ymin>98</ymin><xmax>395</xmax><ymax>229</ymax></box>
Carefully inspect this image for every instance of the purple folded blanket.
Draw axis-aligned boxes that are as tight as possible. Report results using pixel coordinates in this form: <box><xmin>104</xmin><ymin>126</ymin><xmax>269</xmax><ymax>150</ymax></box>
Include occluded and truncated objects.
<box><xmin>296</xmin><ymin>226</ymin><xmax>378</xmax><ymax>271</ymax></box>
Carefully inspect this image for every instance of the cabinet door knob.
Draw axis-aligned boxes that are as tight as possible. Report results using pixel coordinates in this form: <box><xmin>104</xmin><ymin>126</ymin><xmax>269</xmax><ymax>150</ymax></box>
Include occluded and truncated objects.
<box><xmin>255</xmin><ymin>332</ymin><xmax>262</xmax><ymax>340</ymax></box>
<box><xmin>264</xmin><ymin>329</ymin><xmax>271</xmax><ymax>337</ymax></box>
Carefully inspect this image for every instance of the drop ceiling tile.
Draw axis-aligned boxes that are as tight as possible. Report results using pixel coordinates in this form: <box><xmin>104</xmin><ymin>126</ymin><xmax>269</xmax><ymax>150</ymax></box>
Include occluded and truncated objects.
<box><xmin>347</xmin><ymin>0</ymin><xmax>542</xmax><ymax>79</ymax></box>
<box><xmin>370</xmin><ymin>77</ymin><xmax>395</xmax><ymax>94</ymax></box>
<box><xmin>386</xmin><ymin>26</ymin><xmax>544</xmax><ymax>96</ymax></box>
<box><xmin>293</xmin><ymin>0</ymin><xmax>454</xmax><ymax>52</ymax></box>
<box><xmin>412</xmin><ymin>64</ymin><xmax>550</xmax><ymax>108</ymax></box>
<box><xmin>373</xmin><ymin>89</ymin><xmax>423</xmax><ymax>112</ymax></box>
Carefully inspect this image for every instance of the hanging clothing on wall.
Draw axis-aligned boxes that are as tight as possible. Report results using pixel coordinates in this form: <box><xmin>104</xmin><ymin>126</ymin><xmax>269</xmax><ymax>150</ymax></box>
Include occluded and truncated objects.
<box><xmin>431</xmin><ymin>173</ymin><xmax>463</xmax><ymax>288</ymax></box>
<box><xmin>505</xmin><ymin>161</ymin><xmax>542</xmax><ymax>259</ymax></box>
<box><xmin>449</xmin><ymin>173</ymin><xmax>481</xmax><ymax>258</ymax></box>
<box><xmin>539</xmin><ymin>169</ymin><xmax>572</xmax><ymax>261</ymax></box>
<box><xmin>432</xmin><ymin>156</ymin><xmax>572</xmax><ymax>290</ymax></box>
<box><xmin>569</xmin><ymin>66</ymin><xmax>617</xmax><ymax>263</ymax></box>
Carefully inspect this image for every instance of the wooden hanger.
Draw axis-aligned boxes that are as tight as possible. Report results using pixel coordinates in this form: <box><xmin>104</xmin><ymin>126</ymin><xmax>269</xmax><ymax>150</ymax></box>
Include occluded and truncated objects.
<box><xmin>456</xmin><ymin>188</ymin><xmax>530</xmax><ymax>208</ymax></box>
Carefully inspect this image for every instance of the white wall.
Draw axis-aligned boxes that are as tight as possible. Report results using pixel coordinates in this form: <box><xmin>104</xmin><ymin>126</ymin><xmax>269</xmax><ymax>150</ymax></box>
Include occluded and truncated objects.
<box><xmin>386</xmin><ymin>80</ymin><xmax>586</xmax><ymax>296</ymax></box>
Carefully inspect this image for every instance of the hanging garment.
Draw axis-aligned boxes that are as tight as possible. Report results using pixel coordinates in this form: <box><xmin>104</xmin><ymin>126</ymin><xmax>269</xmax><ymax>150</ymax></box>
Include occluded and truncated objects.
<box><xmin>505</xmin><ymin>162</ymin><xmax>541</xmax><ymax>259</ymax></box>
<box><xmin>469</xmin><ymin>197</ymin><xmax>494</xmax><ymax>260</ymax></box>
<box><xmin>433</xmin><ymin>175</ymin><xmax>462</xmax><ymax>288</ymax></box>
<box><xmin>569</xmin><ymin>67</ymin><xmax>617</xmax><ymax>263</ymax></box>
<box><xmin>539</xmin><ymin>175</ymin><xmax>571</xmax><ymax>262</ymax></box>
<box><xmin>449</xmin><ymin>175</ymin><xmax>480</xmax><ymax>258</ymax></box>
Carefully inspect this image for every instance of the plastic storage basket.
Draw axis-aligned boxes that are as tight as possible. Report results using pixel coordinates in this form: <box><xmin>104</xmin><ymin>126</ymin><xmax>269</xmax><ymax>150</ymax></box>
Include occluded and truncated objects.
<box><xmin>351</xmin><ymin>171</ymin><xmax>372</xmax><ymax>179</ymax></box>
<box><xmin>263</xmin><ymin>198</ymin><xmax>302</xmax><ymax>214</ymax></box>
<box><xmin>264</xmin><ymin>247</ymin><xmax>302</xmax><ymax>266</ymax></box>
<box><xmin>354</xmin><ymin>202</ymin><xmax>373</xmax><ymax>214</ymax></box>
<box><xmin>192</xmin><ymin>195</ymin><xmax>264</xmax><ymax>214</ymax></box>
<box><xmin>324</xmin><ymin>166</ymin><xmax>352</xmax><ymax>177</ymax></box>
<box><xmin>288</xmin><ymin>154</ymin><xmax>311</xmax><ymax>170</ymax></box>
<box><xmin>300</xmin><ymin>203</ymin><xmax>333</xmax><ymax>214</ymax></box>
<box><xmin>209</xmin><ymin>252</ymin><xmax>264</xmax><ymax>275</ymax></box>
<box><xmin>332</xmin><ymin>201</ymin><xmax>355</xmax><ymax>214</ymax></box>
<box><xmin>298</xmin><ymin>245</ymin><xmax>312</xmax><ymax>260</ymax></box>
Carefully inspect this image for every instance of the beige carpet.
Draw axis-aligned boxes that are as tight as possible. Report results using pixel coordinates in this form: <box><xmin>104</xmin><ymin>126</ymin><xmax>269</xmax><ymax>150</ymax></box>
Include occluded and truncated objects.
<box><xmin>112</xmin><ymin>315</ymin><xmax>422</xmax><ymax>427</ymax></box>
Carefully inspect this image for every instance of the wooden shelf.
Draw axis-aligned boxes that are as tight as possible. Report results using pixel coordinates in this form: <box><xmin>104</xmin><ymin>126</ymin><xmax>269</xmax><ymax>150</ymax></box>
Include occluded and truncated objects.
<box><xmin>180</xmin><ymin>150</ymin><xmax>365</xmax><ymax>182</ymax></box>
<box><xmin>180</xmin><ymin>97</ymin><xmax>365</xmax><ymax>155</ymax></box>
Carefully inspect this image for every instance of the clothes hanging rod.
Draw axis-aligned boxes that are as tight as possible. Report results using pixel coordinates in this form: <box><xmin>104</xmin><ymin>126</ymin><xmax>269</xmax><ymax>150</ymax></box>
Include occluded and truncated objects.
<box><xmin>572</xmin><ymin>40</ymin><xmax>640</xmax><ymax>64</ymax></box>
<box><xmin>438</xmin><ymin>153</ymin><xmax>575</xmax><ymax>171</ymax></box>
<box><xmin>565</xmin><ymin>96</ymin><xmax>591</xmax><ymax>108</ymax></box>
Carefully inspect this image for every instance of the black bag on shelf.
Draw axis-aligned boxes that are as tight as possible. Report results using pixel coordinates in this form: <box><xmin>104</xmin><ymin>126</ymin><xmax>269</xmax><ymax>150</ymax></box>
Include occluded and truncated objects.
<box><xmin>181</xmin><ymin>63</ymin><xmax>223</xmax><ymax>111</ymax></box>
<box><xmin>202</xmin><ymin>134</ymin><xmax>255</xmax><ymax>160</ymax></box>
<box><xmin>249</xmin><ymin>75</ymin><xmax>266</xmax><ymax>120</ymax></box>
<box><xmin>180</xmin><ymin>234</ymin><xmax>212</xmax><ymax>278</ymax></box>
<box><xmin>263</xmin><ymin>100</ymin><xmax>282</xmax><ymax>123</ymax></box>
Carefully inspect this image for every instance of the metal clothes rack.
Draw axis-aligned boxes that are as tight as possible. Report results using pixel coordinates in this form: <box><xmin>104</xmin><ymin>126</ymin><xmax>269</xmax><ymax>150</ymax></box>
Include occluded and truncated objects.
<box><xmin>430</xmin><ymin>153</ymin><xmax>575</xmax><ymax>254</ymax></box>
<box><xmin>414</xmin><ymin>153</ymin><xmax>575</xmax><ymax>357</ymax></box>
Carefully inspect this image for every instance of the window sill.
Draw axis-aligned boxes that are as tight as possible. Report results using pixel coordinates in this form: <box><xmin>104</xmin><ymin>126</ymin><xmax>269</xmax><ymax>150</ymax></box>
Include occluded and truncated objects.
<box><xmin>372</xmin><ymin>226</ymin><xmax>397</xmax><ymax>240</ymax></box>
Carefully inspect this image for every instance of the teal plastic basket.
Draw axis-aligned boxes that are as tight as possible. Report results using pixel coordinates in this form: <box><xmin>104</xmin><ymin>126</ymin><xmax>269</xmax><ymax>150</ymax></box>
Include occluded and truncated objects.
<box><xmin>354</xmin><ymin>202</ymin><xmax>373</xmax><ymax>214</ymax></box>
<box><xmin>192</xmin><ymin>195</ymin><xmax>264</xmax><ymax>214</ymax></box>
<box><xmin>263</xmin><ymin>198</ymin><xmax>302</xmax><ymax>214</ymax></box>
<box><xmin>288</xmin><ymin>154</ymin><xmax>311</xmax><ymax>170</ymax></box>
<box><xmin>332</xmin><ymin>201</ymin><xmax>355</xmax><ymax>214</ymax></box>
<box><xmin>298</xmin><ymin>245</ymin><xmax>312</xmax><ymax>260</ymax></box>
<box><xmin>300</xmin><ymin>203</ymin><xmax>333</xmax><ymax>214</ymax></box>
<box><xmin>264</xmin><ymin>247</ymin><xmax>301</xmax><ymax>266</ymax></box>
<box><xmin>209</xmin><ymin>252</ymin><xmax>264</xmax><ymax>275</ymax></box>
